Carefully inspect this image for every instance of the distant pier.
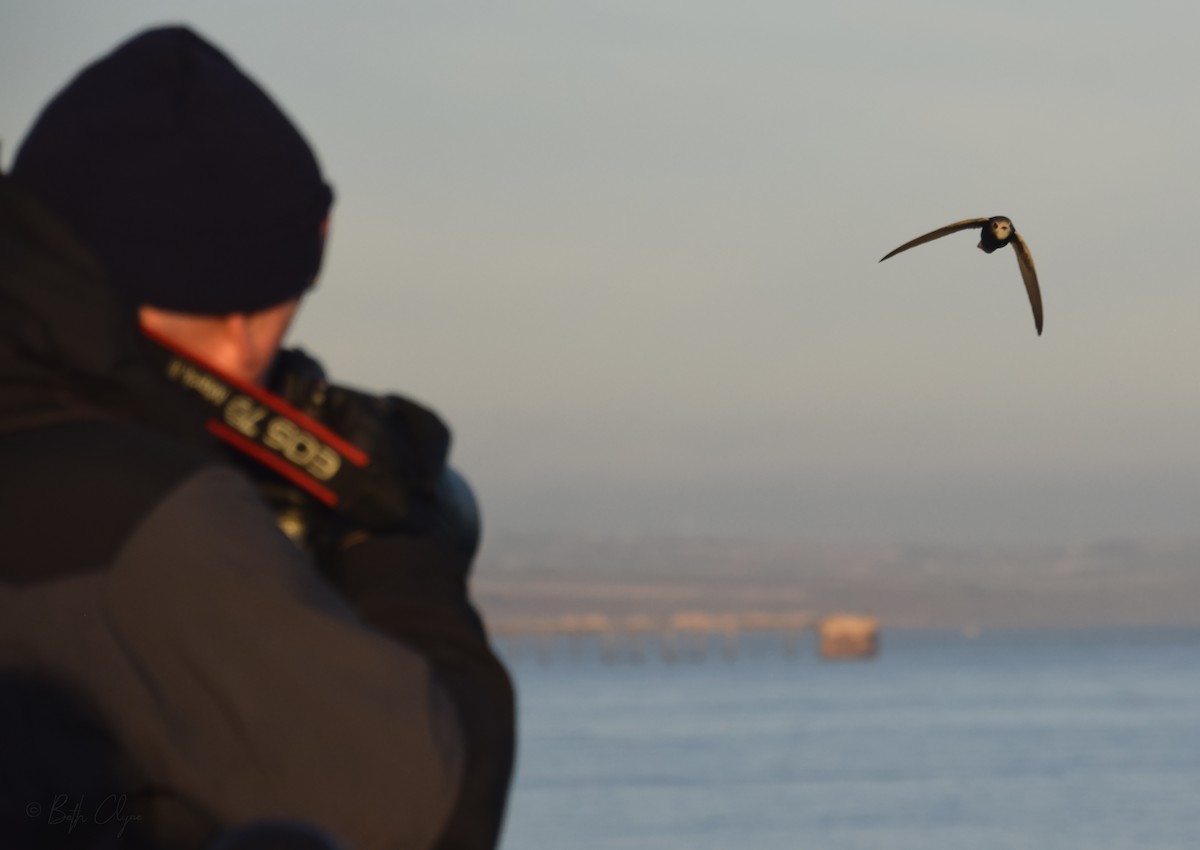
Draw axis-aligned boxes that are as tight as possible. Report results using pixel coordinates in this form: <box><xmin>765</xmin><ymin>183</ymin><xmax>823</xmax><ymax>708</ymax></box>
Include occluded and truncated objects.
<box><xmin>489</xmin><ymin>611</ymin><xmax>878</xmax><ymax>662</ymax></box>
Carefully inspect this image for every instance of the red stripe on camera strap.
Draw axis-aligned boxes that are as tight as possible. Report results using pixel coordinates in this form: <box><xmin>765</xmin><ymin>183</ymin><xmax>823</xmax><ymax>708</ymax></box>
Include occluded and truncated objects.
<box><xmin>207</xmin><ymin>420</ymin><xmax>339</xmax><ymax>507</ymax></box>
<box><xmin>141</xmin><ymin>326</ymin><xmax>369</xmax><ymax>508</ymax></box>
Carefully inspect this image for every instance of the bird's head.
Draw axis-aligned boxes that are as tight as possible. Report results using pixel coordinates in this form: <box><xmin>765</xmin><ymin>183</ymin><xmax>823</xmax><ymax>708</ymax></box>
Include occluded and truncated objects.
<box><xmin>989</xmin><ymin>217</ymin><xmax>1013</xmax><ymax>240</ymax></box>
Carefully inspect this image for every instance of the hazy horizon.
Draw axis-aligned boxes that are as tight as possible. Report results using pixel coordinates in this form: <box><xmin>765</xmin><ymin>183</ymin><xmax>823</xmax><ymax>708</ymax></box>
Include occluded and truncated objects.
<box><xmin>5</xmin><ymin>2</ymin><xmax>1200</xmax><ymax>548</ymax></box>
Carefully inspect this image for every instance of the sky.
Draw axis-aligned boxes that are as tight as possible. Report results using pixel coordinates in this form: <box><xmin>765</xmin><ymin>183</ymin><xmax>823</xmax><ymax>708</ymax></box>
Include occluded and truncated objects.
<box><xmin>4</xmin><ymin>1</ymin><xmax>1200</xmax><ymax>547</ymax></box>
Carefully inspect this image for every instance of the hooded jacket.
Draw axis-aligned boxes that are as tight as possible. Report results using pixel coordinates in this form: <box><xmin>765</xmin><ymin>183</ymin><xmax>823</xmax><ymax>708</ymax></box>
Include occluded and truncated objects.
<box><xmin>0</xmin><ymin>174</ymin><xmax>513</xmax><ymax>850</ymax></box>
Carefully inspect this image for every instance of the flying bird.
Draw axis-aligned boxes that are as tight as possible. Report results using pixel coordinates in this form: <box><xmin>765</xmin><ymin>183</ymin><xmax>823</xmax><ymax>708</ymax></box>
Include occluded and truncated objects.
<box><xmin>879</xmin><ymin>216</ymin><xmax>1043</xmax><ymax>335</ymax></box>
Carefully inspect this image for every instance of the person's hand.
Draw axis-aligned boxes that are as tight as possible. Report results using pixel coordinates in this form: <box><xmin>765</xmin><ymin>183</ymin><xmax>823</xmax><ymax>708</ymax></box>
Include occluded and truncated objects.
<box><xmin>249</xmin><ymin>349</ymin><xmax>479</xmax><ymax>561</ymax></box>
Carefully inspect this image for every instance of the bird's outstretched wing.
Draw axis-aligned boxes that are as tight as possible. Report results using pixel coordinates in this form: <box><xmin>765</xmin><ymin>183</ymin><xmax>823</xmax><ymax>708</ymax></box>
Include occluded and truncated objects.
<box><xmin>878</xmin><ymin>218</ymin><xmax>990</xmax><ymax>262</ymax></box>
<box><xmin>1009</xmin><ymin>229</ymin><xmax>1043</xmax><ymax>336</ymax></box>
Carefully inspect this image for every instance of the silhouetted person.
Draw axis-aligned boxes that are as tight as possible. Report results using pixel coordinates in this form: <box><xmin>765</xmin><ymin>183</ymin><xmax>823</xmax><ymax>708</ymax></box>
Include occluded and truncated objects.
<box><xmin>0</xmin><ymin>26</ymin><xmax>513</xmax><ymax>850</ymax></box>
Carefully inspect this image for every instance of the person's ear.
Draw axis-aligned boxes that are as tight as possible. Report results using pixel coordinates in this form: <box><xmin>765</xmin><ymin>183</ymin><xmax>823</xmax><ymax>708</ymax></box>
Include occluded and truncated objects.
<box><xmin>218</xmin><ymin>312</ymin><xmax>256</xmax><ymax>380</ymax></box>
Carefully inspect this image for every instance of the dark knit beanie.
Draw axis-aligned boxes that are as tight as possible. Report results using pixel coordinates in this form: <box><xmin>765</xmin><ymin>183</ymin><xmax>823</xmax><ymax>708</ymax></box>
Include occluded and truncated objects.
<box><xmin>10</xmin><ymin>26</ymin><xmax>334</xmax><ymax>315</ymax></box>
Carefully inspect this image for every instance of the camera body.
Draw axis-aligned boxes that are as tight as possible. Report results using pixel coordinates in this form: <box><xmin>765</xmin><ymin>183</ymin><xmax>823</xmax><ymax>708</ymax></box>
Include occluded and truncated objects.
<box><xmin>255</xmin><ymin>348</ymin><xmax>481</xmax><ymax>561</ymax></box>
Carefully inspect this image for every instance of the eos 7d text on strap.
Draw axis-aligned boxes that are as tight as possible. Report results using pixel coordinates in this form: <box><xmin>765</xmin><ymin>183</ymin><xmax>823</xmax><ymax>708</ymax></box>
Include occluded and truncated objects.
<box><xmin>141</xmin><ymin>326</ymin><xmax>369</xmax><ymax>509</ymax></box>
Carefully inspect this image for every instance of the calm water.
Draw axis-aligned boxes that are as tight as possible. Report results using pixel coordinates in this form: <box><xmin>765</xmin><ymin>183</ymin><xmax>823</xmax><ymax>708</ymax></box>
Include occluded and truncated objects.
<box><xmin>495</xmin><ymin>628</ymin><xmax>1200</xmax><ymax>850</ymax></box>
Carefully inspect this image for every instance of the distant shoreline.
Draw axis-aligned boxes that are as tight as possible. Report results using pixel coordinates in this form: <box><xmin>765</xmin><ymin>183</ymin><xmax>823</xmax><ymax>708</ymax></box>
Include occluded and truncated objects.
<box><xmin>472</xmin><ymin>532</ymin><xmax>1200</xmax><ymax>631</ymax></box>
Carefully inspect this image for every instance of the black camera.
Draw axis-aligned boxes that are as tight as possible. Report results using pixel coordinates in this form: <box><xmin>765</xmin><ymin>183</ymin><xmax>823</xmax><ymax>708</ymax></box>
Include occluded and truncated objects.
<box><xmin>254</xmin><ymin>348</ymin><xmax>481</xmax><ymax>561</ymax></box>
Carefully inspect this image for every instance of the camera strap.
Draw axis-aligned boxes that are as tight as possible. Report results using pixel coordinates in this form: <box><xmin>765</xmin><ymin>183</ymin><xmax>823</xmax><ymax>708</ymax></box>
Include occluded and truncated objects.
<box><xmin>141</xmin><ymin>327</ymin><xmax>370</xmax><ymax>509</ymax></box>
